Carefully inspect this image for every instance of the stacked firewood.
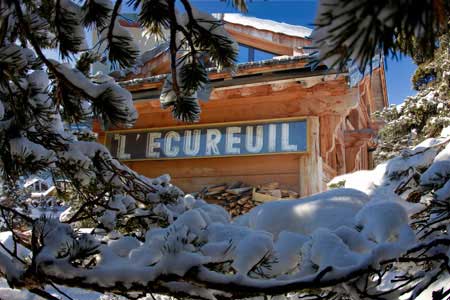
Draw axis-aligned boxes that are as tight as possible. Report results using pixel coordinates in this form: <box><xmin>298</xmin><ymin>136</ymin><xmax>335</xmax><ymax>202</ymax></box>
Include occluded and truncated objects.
<box><xmin>199</xmin><ymin>182</ymin><xmax>300</xmax><ymax>217</ymax></box>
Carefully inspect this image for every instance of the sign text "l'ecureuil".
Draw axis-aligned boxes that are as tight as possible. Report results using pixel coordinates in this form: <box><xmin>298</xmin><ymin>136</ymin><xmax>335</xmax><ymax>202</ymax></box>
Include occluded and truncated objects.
<box><xmin>106</xmin><ymin>119</ymin><xmax>308</xmax><ymax>160</ymax></box>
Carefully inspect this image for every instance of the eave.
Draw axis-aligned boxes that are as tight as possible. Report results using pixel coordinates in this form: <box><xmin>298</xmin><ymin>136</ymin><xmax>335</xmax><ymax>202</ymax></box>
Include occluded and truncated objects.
<box><xmin>119</xmin><ymin>55</ymin><xmax>346</xmax><ymax>101</ymax></box>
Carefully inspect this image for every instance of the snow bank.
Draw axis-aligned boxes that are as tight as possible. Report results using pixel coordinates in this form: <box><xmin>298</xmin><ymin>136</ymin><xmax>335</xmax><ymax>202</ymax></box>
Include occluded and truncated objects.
<box><xmin>329</xmin><ymin>129</ymin><xmax>450</xmax><ymax>211</ymax></box>
<box><xmin>235</xmin><ymin>188</ymin><xmax>369</xmax><ymax>237</ymax></box>
<box><xmin>355</xmin><ymin>201</ymin><xmax>415</xmax><ymax>245</ymax></box>
<box><xmin>0</xmin><ymin>232</ymin><xmax>30</xmax><ymax>260</ymax></box>
<box><xmin>416</xmin><ymin>274</ymin><xmax>450</xmax><ymax>300</ymax></box>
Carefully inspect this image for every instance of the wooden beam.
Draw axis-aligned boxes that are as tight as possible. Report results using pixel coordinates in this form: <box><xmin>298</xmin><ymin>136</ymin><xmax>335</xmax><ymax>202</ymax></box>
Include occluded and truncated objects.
<box><xmin>299</xmin><ymin>117</ymin><xmax>323</xmax><ymax>196</ymax></box>
<box><xmin>129</xmin><ymin>66</ymin><xmax>337</xmax><ymax>100</ymax></box>
<box><xmin>344</xmin><ymin>129</ymin><xmax>375</xmax><ymax>148</ymax></box>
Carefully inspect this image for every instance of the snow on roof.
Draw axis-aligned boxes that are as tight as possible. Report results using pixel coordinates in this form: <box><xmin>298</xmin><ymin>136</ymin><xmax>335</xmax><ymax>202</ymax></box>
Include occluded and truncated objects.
<box><xmin>214</xmin><ymin>13</ymin><xmax>312</xmax><ymax>39</ymax></box>
<box><xmin>23</xmin><ymin>177</ymin><xmax>39</xmax><ymax>188</ymax></box>
<box><xmin>31</xmin><ymin>186</ymin><xmax>56</xmax><ymax>198</ymax></box>
<box><xmin>139</xmin><ymin>42</ymin><xmax>169</xmax><ymax>65</ymax></box>
<box><xmin>23</xmin><ymin>174</ymin><xmax>54</xmax><ymax>188</ymax></box>
<box><xmin>119</xmin><ymin>54</ymin><xmax>310</xmax><ymax>87</ymax></box>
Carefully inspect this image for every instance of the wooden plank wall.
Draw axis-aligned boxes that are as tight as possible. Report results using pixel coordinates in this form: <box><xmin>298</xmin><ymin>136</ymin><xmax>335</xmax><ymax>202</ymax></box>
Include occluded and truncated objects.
<box><xmin>126</xmin><ymin>154</ymin><xmax>302</xmax><ymax>193</ymax></box>
<box><xmin>123</xmin><ymin>117</ymin><xmax>321</xmax><ymax>196</ymax></box>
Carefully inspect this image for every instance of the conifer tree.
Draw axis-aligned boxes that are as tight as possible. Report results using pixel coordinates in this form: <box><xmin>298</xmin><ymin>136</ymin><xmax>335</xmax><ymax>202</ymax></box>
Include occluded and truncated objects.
<box><xmin>374</xmin><ymin>31</ymin><xmax>450</xmax><ymax>163</ymax></box>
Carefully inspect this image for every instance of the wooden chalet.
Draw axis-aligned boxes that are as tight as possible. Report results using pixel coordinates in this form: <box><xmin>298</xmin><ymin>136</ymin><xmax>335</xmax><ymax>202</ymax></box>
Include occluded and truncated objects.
<box><xmin>94</xmin><ymin>14</ymin><xmax>388</xmax><ymax>197</ymax></box>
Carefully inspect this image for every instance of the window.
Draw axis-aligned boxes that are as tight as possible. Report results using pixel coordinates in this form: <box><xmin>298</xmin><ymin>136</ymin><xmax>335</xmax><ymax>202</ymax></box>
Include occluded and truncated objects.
<box><xmin>237</xmin><ymin>44</ymin><xmax>277</xmax><ymax>63</ymax></box>
<box><xmin>41</xmin><ymin>182</ymin><xmax>48</xmax><ymax>191</ymax></box>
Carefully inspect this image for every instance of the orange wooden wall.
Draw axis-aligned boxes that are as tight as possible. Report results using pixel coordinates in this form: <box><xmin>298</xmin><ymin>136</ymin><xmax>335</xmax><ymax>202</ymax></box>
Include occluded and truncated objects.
<box><xmin>96</xmin><ymin>76</ymin><xmax>356</xmax><ymax>195</ymax></box>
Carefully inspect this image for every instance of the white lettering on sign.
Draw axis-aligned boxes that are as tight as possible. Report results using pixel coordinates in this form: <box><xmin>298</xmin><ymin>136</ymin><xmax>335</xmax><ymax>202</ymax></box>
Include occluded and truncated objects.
<box><xmin>164</xmin><ymin>131</ymin><xmax>180</xmax><ymax>157</ymax></box>
<box><xmin>146</xmin><ymin>132</ymin><xmax>161</xmax><ymax>158</ymax></box>
<box><xmin>206</xmin><ymin>129</ymin><xmax>221</xmax><ymax>155</ymax></box>
<box><xmin>107</xmin><ymin>119</ymin><xmax>308</xmax><ymax>160</ymax></box>
<box><xmin>184</xmin><ymin>129</ymin><xmax>201</xmax><ymax>156</ymax></box>
<box><xmin>281</xmin><ymin>123</ymin><xmax>298</xmax><ymax>151</ymax></box>
<box><xmin>245</xmin><ymin>125</ymin><xmax>263</xmax><ymax>153</ymax></box>
<box><xmin>268</xmin><ymin>124</ymin><xmax>277</xmax><ymax>152</ymax></box>
<box><xmin>225</xmin><ymin>126</ymin><xmax>241</xmax><ymax>154</ymax></box>
<box><xmin>114</xmin><ymin>134</ymin><xmax>130</xmax><ymax>159</ymax></box>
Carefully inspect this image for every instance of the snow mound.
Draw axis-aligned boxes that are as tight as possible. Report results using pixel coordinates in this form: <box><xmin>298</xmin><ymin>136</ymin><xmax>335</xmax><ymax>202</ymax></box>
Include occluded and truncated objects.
<box><xmin>329</xmin><ymin>130</ymin><xmax>450</xmax><ymax>212</ymax></box>
<box><xmin>235</xmin><ymin>188</ymin><xmax>369</xmax><ymax>237</ymax></box>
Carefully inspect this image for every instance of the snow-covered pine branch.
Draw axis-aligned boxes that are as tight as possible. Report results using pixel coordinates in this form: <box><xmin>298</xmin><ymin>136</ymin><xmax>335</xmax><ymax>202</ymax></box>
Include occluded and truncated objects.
<box><xmin>311</xmin><ymin>0</ymin><xmax>448</xmax><ymax>71</ymax></box>
<box><xmin>0</xmin><ymin>128</ymin><xmax>450</xmax><ymax>299</ymax></box>
<box><xmin>0</xmin><ymin>127</ymin><xmax>449</xmax><ymax>299</ymax></box>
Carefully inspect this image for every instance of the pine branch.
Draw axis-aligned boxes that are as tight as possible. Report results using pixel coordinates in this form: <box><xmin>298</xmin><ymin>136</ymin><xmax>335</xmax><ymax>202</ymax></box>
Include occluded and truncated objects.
<box><xmin>219</xmin><ymin>0</ymin><xmax>248</xmax><ymax>13</ymax></box>
<box><xmin>49</xmin><ymin>282</ymin><xmax>76</xmax><ymax>300</ymax></box>
<box><xmin>167</xmin><ymin>0</ymin><xmax>180</xmax><ymax>96</ymax></box>
<box><xmin>82</xmin><ymin>0</ymin><xmax>113</xmax><ymax>29</ymax></box>
<box><xmin>138</xmin><ymin>0</ymin><xmax>170</xmax><ymax>38</ymax></box>
<box><xmin>105</xmin><ymin>0</ymin><xmax>139</xmax><ymax>69</ymax></box>
<box><xmin>178</xmin><ymin>0</ymin><xmax>209</xmax><ymax>94</ymax></box>
<box><xmin>0</xmin><ymin>204</ymin><xmax>34</xmax><ymax>224</ymax></box>
<box><xmin>29</xmin><ymin>288</ymin><xmax>61</xmax><ymax>300</ymax></box>
<box><xmin>312</xmin><ymin>0</ymin><xmax>448</xmax><ymax>71</ymax></box>
<box><xmin>12</xmin><ymin>0</ymin><xmax>92</xmax><ymax>101</ymax></box>
<box><xmin>54</xmin><ymin>0</ymin><xmax>84</xmax><ymax>58</ymax></box>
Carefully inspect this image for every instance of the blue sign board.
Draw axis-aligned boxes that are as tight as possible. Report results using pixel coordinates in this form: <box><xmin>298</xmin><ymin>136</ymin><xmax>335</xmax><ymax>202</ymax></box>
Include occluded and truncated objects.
<box><xmin>105</xmin><ymin>118</ymin><xmax>308</xmax><ymax>160</ymax></box>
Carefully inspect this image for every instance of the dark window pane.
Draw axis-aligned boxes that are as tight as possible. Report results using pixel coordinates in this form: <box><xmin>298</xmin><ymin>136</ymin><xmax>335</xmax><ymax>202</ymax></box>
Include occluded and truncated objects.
<box><xmin>237</xmin><ymin>43</ymin><xmax>277</xmax><ymax>63</ymax></box>
<box><xmin>254</xmin><ymin>48</ymin><xmax>276</xmax><ymax>61</ymax></box>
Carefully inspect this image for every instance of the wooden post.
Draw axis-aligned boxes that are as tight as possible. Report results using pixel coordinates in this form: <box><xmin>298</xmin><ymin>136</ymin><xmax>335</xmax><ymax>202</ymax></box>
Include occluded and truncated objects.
<box><xmin>299</xmin><ymin>117</ymin><xmax>323</xmax><ymax>197</ymax></box>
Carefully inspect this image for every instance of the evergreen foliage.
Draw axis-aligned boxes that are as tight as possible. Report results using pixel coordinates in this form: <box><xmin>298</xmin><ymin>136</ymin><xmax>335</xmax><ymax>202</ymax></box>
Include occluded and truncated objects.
<box><xmin>374</xmin><ymin>31</ymin><xmax>450</xmax><ymax>164</ymax></box>
<box><xmin>312</xmin><ymin>0</ymin><xmax>449</xmax><ymax>71</ymax></box>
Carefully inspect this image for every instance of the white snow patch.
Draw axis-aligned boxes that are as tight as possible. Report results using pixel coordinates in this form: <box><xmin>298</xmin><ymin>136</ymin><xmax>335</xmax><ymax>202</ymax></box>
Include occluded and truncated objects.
<box><xmin>355</xmin><ymin>201</ymin><xmax>415</xmax><ymax>245</ymax></box>
<box><xmin>231</xmin><ymin>231</ymin><xmax>273</xmax><ymax>274</ymax></box>
<box><xmin>235</xmin><ymin>188</ymin><xmax>369</xmax><ymax>237</ymax></box>
<box><xmin>216</xmin><ymin>13</ymin><xmax>312</xmax><ymax>38</ymax></box>
<box><xmin>307</xmin><ymin>228</ymin><xmax>362</xmax><ymax>270</ymax></box>
<box><xmin>9</xmin><ymin>136</ymin><xmax>55</xmax><ymax>164</ymax></box>
<box><xmin>420</xmin><ymin>142</ymin><xmax>450</xmax><ymax>186</ymax></box>
<box><xmin>435</xmin><ymin>180</ymin><xmax>450</xmax><ymax>201</ymax></box>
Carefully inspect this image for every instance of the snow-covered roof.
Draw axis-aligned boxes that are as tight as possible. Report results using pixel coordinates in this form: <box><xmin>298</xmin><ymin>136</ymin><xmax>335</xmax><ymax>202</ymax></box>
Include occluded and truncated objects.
<box><xmin>214</xmin><ymin>13</ymin><xmax>312</xmax><ymax>39</ymax></box>
<box><xmin>31</xmin><ymin>186</ymin><xmax>56</xmax><ymax>198</ymax></box>
<box><xmin>23</xmin><ymin>174</ymin><xmax>54</xmax><ymax>189</ymax></box>
<box><xmin>139</xmin><ymin>42</ymin><xmax>169</xmax><ymax>65</ymax></box>
<box><xmin>119</xmin><ymin>54</ymin><xmax>310</xmax><ymax>87</ymax></box>
<box><xmin>23</xmin><ymin>177</ymin><xmax>40</xmax><ymax>188</ymax></box>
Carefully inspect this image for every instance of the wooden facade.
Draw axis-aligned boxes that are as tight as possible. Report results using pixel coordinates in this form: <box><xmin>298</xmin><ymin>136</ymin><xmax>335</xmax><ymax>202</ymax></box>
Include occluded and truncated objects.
<box><xmin>94</xmin><ymin>14</ymin><xmax>388</xmax><ymax>197</ymax></box>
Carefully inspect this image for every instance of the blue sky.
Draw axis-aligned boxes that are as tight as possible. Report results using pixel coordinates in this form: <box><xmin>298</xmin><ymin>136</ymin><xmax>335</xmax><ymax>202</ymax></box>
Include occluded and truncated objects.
<box><xmin>189</xmin><ymin>0</ymin><xmax>417</xmax><ymax>105</ymax></box>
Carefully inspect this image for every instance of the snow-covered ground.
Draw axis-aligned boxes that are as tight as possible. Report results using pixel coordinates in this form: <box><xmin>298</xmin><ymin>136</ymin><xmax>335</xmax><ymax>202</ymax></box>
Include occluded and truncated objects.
<box><xmin>0</xmin><ymin>278</ymin><xmax>102</xmax><ymax>300</ymax></box>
